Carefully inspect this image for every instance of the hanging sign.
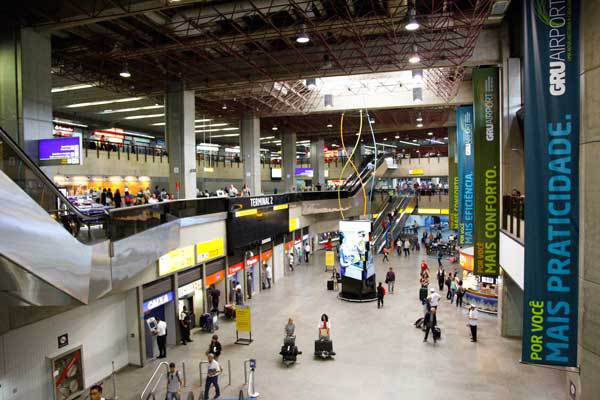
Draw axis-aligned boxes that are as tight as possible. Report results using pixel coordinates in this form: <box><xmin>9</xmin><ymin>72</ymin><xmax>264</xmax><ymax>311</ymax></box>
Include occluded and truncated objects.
<box><xmin>448</xmin><ymin>127</ymin><xmax>459</xmax><ymax>230</ymax></box>
<box><xmin>473</xmin><ymin>67</ymin><xmax>500</xmax><ymax>276</ymax></box>
<box><xmin>522</xmin><ymin>0</ymin><xmax>580</xmax><ymax>367</ymax></box>
<box><xmin>456</xmin><ymin>106</ymin><xmax>474</xmax><ymax>246</ymax></box>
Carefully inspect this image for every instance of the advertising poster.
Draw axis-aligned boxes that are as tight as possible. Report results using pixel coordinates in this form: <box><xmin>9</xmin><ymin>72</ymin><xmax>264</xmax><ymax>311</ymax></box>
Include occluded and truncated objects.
<box><xmin>473</xmin><ymin>67</ymin><xmax>500</xmax><ymax>276</ymax></box>
<box><xmin>235</xmin><ymin>305</ymin><xmax>252</xmax><ymax>333</ymax></box>
<box><xmin>39</xmin><ymin>137</ymin><xmax>81</xmax><ymax>166</ymax></box>
<box><xmin>456</xmin><ymin>106</ymin><xmax>474</xmax><ymax>246</ymax></box>
<box><xmin>338</xmin><ymin>220</ymin><xmax>371</xmax><ymax>280</ymax></box>
<box><xmin>522</xmin><ymin>0</ymin><xmax>579</xmax><ymax>367</ymax></box>
<box><xmin>448</xmin><ymin>126</ymin><xmax>459</xmax><ymax>230</ymax></box>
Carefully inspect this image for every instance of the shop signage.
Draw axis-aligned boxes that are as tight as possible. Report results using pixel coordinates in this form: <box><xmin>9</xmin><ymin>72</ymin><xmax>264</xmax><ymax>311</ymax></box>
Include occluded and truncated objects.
<box><xmin>456</xmin><ymin>105</ymin><xmax>474</xmax><ymax>246</ymax></box>
<box><xmin>228</xmin><ymin>262</ymin><xmax>244</xmax><ymax>277</ymax></box>
<box><xmin>158</xmin><ymin>245</ymin><xmax>195</xmax><ymax>276</ymax></box>
<box><xmin>143</xmin><ymin>291</ymin><xmax>174</xmax><ymax>312</ymax></box>
<box><xmin>235</xmin><ymin>305</ymin><xmax>252</xmax><ymax>333</ymax></box>
<box><xmin>261</xmin><ymin>249</ymin><xmax>273</xmax><ymax>261</ymax></box>
<box><xmin>178</xmin><ymin>280</ymin><xmax>203</xmax><ymax>298</ymax></box>
<box><xmin>196</xmin><ymin>238</ymin><xmax>225</xmax><ymax>264</ymax></box>
<box><xmin>289</xmin><ymin>217</ymin><xmax>300</xmax><ymax>232</ymax></box>
<box><xmin>522</xmin><ymin>0</ymin><xmax>580</xmax><ymax>367</ymax></box>
<box><xmin>448</xmin><ymin>127</ymin><xmax>459</xmax><ymax>230</ymax></box>
<box><xmin>408</xmin><ymin>168</ymin><xmax>424</xmax><ymax>176</ymax></box>
<box><xmin>245</xmin><ymin>255</ymin><xmax>259</xmax><ymax>267</ymax></box>
<box><xmin>57</xmin><ymin>333</ymin><xmax>69</xmax><ymax>349</ymax></box>
<box><xmin>261</xmin><ymin>237</ymin><xmax>272</xmax><ymax>245</ymax></box>
<box><xmin>459</xmin><ymin>250</ymin><xmax>474</xmax><ymax>272</ymax></box>
<box><xmin>206</xmin><ymin>270</ymin><xmax>224</xmax><ymax>286</ymax></box>
<box><xmin>473</xmin><ymin>67</ymin><xmax>500</xmax><ymax>277</ymax></box>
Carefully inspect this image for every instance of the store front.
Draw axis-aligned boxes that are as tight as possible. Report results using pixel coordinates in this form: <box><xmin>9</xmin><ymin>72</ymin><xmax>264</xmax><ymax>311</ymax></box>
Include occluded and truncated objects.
<box><xmin>205</xmin><ymin>258</ymin><xmax>226</xmax><ymax>312</ymax></box>
<box><xmin>177</xmin><ymin>266</ymin><xmax>203</xmax><ymax>328</ymax></box>
<box><xmin>259</xmin><ymin>243</ymin><xmax>273</xmax><ymax>290</ymax></box>
<box><xmin>244</xmin><ymin>249</ymin><xmax>260</xmax><ymax>299</ymax></box>
<box><xmin>227</xmin><ymin>254</ymin><xmax>245</xmax><ymax>304</ymax></box>
<box><xmin>142</xmin><ymin>278</ymin><xmax>176</xmax><ymax>361</ymax></box>
<box><xmin>459</xmin><ymin>247</ymin><xmax>499</xmax><ymax>314</ymax></box>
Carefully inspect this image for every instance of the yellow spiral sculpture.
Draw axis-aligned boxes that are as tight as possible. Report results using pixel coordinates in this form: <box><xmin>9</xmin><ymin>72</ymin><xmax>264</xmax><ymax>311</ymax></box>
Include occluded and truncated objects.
<box><xmin>337</xmin><ymin>110</ymin><xmax>368</xmax><ymax>220</ymax></box>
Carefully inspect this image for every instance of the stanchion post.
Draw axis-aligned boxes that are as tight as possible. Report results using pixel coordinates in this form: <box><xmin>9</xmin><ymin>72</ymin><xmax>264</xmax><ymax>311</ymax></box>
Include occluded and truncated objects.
<box><xmin>228</xmin><ymin>360</ymin><xmax>232</xmax><ymax>386</ymax></box>
<box><xmin>112</xmin><ymin>360</ymin><xmax>118</xmax><ymax>399</ymax></box>
<box><xmin>182</xmin><ymin>361</ymin><xmax>186</xmax><ymax>387</ymax></box>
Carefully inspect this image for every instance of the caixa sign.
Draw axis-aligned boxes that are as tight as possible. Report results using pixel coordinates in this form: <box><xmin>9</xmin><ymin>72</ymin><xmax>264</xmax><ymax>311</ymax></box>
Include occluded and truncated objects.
<box><xmin>143</xmin><ymin>291</ymin><xmax>174</xmax><ymax>313</ymax></box>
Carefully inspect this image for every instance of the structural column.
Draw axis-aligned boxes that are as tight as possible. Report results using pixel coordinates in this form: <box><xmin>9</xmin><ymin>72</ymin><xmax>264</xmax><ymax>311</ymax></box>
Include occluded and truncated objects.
<box><xmin>282</xmin><ymin>130</ymin><xmax>297</xmax><ymax>192</ymax></box>
<box><xmin>241</xmin><ymin>113</ymin><xmax>261</xmax><ymax>196</ymax></box>
<box><xmin>166</xmin><ymin>81</ymin><xmax>197</xmax><ymax>199</ymax></box>
<box><xmin>310</xmin><ymin>138</ymin><xmax>325</xmax><ymax>189</ymax></box>
<box><xmin>0</xmin><ymin>28</ymin><xmax>52</xmax><ymax>160</ymax></box>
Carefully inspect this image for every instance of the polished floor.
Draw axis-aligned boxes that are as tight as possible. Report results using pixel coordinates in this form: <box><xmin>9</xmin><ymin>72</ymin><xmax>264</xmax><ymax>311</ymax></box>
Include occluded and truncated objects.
<box><xmin>112</xmin><ymin>249</ymin><xmax>565</xmax><ymax>400</ymax></box>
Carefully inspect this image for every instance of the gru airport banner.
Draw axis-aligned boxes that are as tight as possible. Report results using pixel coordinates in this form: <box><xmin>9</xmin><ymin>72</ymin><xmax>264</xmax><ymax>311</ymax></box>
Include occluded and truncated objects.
<box><xmin>456</xmin><ymin>106</ymin><xmax>474</xmax><ymax>247</ymax></box>
<box><xmin>448</xmin><ymin>127</ymin><xmax>459</xmax><ymax>231</ymax></box>
<box><xmin>473</xmin><ymin>67</ymin><xmax>500</xmax><ymax>277</ymax></box>
<box><xmin>522</xmin><ymin>0</ymin><xmax>579</xmax><ymax>367</ymax></box>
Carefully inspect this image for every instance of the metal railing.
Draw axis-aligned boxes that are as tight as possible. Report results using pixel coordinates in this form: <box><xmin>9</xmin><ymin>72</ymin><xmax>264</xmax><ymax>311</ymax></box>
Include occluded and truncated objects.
<box><xmin>198</xmin><ymin>359</ymin><xmax>232</xmax><ymax>387</ymax></box>
<box><xmin>502</xmin><ymin>195</ymin><xmax>524</xmax><ymax>241</ymax></box>
<box><xmin>140</xmin><ymin>361</ymin><xmax>170</xmax><ymax>400</ymax></box>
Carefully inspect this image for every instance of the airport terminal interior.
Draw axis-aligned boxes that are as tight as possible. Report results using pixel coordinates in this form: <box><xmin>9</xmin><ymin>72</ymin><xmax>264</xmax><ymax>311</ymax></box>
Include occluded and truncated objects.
<box><xmin>0</xmin><ymin>0</ymin><xmax>598</xmax><ymax>399</ymax></box>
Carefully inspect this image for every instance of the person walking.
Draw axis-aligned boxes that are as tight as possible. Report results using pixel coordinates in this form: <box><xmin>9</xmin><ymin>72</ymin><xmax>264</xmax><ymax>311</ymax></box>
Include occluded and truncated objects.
<box><xmin>376</xmin><ymin>282</ymin><xmax>386</xmax><ymax>308</ymax></box>
<box><xmin>114</xmin><ymin>189</ymin><xmax>122</xmax><ymax>208</ymax></box>
<box><xmin>235</xmin><ymin>287</ymin><xmax>244</xmax><ymax>306</ymax></box>
<box><xmin>395</xmin><ymin>237</ymin><xmax>402</xmax><ymax>256</ymax></box>
<box><xmin>423</xmin><ymin>307</ymin><xmax>438</xmax><ymax>343</ymax></box>
<box><xmin>208</xmin><ymin>284</ymin><xmax>220</xmax><ymax>312</ymax></box>
<box><xmin>403</xmin><ymin>238</ymin><xmax>410</xmax><ymax>256</ymax></box>
<box><xmin>456</xmin><ymin>280</ymin><xmax>465</xmax><ymax>308</ymax></box>
<box><xmin>450</xmin><ymin>277</ymin><xmax>458</xmax><ymax>304</ymax></box>
<box><xmin>385</xmin><ymin>267</ymin><xmax>396</xmax><ymax>294</ymax></box>
<box><xmin>179</xmin><ymin>306</ymin><xmax>192</xmax><ymax>345</ymax></box>
<box><xmin>437</xmin><ymin>249</ymin><xmax>443</xmax><ymax>267</ymax></box>
<box><xmin>288</xmin><ymin>250</ymin><xmax>294</xmax><ymax>271</ymax></box>
<box><xmin>445</xmin><ymin>273</ymin><xmax>453</xmax><ymax>300</ymax></box>
<box><xmin>204</xmin><ymin>353</ymin><xmax>222</xmax><ymax>400</ymax></box>
<box><xmin>382</xmin><ymin>246</ymin><xmax>390</xmax><ymax>262</ymax></box>
<box><xmin>205</xmin><ymin>334</ymin><xmax>222</xmax><ymax>359</ymax></box>
<box><xmin>304</xmin><ymin>241</ymin><xmax>311</xmax><ymax>263</ymax></box>
<box><xmin>468</xmin><ymin>305</ymin><xmax>478</xmax><ymax>342</ymax></box>
<box><xmin>152</xmin><ymin>316</ymin><xmax>168</xmax><ymax>358</ymax></box>
<box><xmin>437</xmin><ymin>266</ymin><xmax>445</xmax><ymax>291</ymax></box>
<box><xmin>166</xmin><ymin>362</ymin><xmax>183</xmax><ymax>400</ymax></box>
<box><xmin>265</xmin><ymin>262</ymin><xmax>273</xmax><ymax>288</ymax></box>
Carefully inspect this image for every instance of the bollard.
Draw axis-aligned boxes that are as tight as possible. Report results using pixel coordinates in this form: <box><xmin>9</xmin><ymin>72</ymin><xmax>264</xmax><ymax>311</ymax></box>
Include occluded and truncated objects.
<box><xmin>112</xmin><ymin>360</ymin><xmax>118</xmax><ymax>399</ymax></box>
<box><xmin>182</xmin><ymin>361</ymin><xmax>186</xmax><ymax>387</ymax></box>
<box><xmin>227</xmin><ymin>359</ymin><xmax>232</xmax><ymax>386</ymax></box>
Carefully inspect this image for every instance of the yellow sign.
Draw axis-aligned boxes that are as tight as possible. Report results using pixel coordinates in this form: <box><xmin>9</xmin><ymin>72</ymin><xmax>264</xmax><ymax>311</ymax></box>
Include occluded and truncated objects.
<box><xmin>235</xmin><ymin>305</ymin><xmax>251</xmax><ymax>333</ymax></box>
<box><xmin>416</xmin><ymin>208</ymin><xmax>450</xmax><ymax>215</ymax></box>
<box><xmin>196</xmin><ymin>238</ymin><xmax>225</xmax><ymax>264</ymax></box>
<box><xmin>159</xmin><ymin>245</ymin><xmax>195</xmax><ymax>276</ymax></box>
<box><xmin>409</xmin><ymin>168</ymin><xmax>425</xmax><ymax>175</ymax></box>
<box><xmin>325</xmin><ymin>251</ymin><xmax>335</xmax><ymax>267</ymax></box>
<box><xmin>235</xmin><ymin>208</ymin><xmax>257</xmax><ymax>217</ymax></box>
<box><xmin>273</xmin><ymin>204</ymin><xmax>289</xmax><ymax>211</ymax></box>
<box><xmin>289</xmin><ymin>217</ymin><xmax>300</xmax><ymax>232</ymax></box>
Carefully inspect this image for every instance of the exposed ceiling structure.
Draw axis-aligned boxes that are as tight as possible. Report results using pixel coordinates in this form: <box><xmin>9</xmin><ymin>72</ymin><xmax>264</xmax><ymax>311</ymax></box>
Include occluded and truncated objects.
<box><xmin>14</xmin><ymin>0</ymin><xmax>510</xmax><ymax>154</ymax></box>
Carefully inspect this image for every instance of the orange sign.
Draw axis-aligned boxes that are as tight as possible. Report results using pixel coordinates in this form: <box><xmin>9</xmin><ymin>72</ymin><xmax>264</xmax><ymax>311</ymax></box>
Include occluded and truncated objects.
<box><xmin>261</xmin><ymin>250</ymin><xmax>273</xmax><ymax>261</ymax></box>
<box><xmin>206</xmin><ymin>270</ymin><xmax>225</xmax><ymax>286</ymax></box>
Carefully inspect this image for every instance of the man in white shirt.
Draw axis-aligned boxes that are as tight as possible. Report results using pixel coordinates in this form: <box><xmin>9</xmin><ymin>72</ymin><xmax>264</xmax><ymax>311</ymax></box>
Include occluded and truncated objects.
<box><xmin>304</xmin><ymin>242</ymin><xmax>311</xmax><ymax>263</ymax></box>
<box><xmin>428</xmin><ymin>288</ymin><xmax>441</xmax><ymax>309</ymax></box>
<box><xmin>204</xmin><ymin>353</ymin><xmax>222</xmax><ymax>400</ymax></box>
<box><xmin>153</xmin><ymin>316</ymin><xmax>168</xmax><ymax>358</ymax></box>
<box><xmin>468</xmin><ymin>305</ymin><xmax>479</xmax><ymax>342</ymax></box>
<box><xmin>265</xmin><ymin>263</ymin><xmax>273</xmax><ymax>288</ymax></box>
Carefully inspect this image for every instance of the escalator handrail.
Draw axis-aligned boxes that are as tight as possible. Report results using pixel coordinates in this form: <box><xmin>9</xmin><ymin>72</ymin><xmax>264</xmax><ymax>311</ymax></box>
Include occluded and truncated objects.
<box><xmin>0</xmin><ymin>127</ymin><xmax>106</xmax><ymax>223</ymax></box>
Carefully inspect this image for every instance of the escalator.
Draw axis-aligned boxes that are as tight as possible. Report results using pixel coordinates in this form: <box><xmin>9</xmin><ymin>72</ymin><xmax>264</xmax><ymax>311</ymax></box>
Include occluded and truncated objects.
<box><xmin>372</xmin><ymin>195</ymin><xmax>416</xmax><ymax>254</ymax></box>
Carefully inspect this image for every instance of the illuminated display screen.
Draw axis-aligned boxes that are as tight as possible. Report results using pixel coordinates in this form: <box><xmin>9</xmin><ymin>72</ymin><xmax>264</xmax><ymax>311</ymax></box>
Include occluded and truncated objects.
<box><xmin>227</xmin><ymin>207</ymin><xmax>289</xmax><ymax>249</ymax></box>
<box><xmin>39</xmin><ymin>137</ymin><xmax>81</xmax><ymax>166</ymax></box>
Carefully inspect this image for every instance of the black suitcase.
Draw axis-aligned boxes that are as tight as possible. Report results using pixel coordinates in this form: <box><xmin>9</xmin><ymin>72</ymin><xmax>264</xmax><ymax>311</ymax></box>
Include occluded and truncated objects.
<box><xmin>327</xmin><ymin>280</ymin><xmax>334</xmax><ymax>290</ymax></box>
<box><xmin>432</xmin><ymin>326</ymin><xmax>441</xmax><ymax>341</ymax></box>
<box><xmin>314</xmin><ymin>339</ymin><xmax>333</xmax><ymax>353</ymax></box>
<box><xmin>414</xmin><ymin>317</ymin><xmax>424</xmax><ymax>329</ymax></box>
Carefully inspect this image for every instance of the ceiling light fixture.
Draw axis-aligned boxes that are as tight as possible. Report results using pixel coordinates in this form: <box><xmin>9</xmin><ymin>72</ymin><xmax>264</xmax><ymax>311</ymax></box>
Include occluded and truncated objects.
<box><xmin>324</xmin><ymin>94</ymin><xmax>333</xmax><ymax>108</ymax></box>
<box><xmin>383</xmin><ymin>138</ymin><xmax>388</xmax><ymax>141</ymax></box>
<box><xmin>65</xmin><ymin>97</ymin><xmax>144</xmax><ymax>108</ymax></box>
<box><xmin>195</xmin><ymin>118</ymin><xmax>212</xmax><ymax>123</ymax></box>
<box><xmin>296</xmin><ymin>23</ymin><xmax>310</xmax><ymax>44</ymax></box>
<box><xmin>52</xmin><ymin>119</ymin><xmax>88</xmax><ymax>128</ymax></box>
<box><xmin>416</xmin><ymin>114</ymin><xmax>423</xmax><ymax>122</ymax></box>
<box><xmin>323</xmin><ymin>54</ymin><xmax>333</xmax><ymax>69</ymax></box>
<box><xmin>408</xmin><ymin>45</ymin><xmax>420</xmax><ymax>64</ymax></box>
<box><xmin>417</xmin><ymin>122</ymin><xmax>424</xmax><ymax>128</ymax></box>
<box><xmin>51</xmin><ymin>83</ymin><xmax>97</xmax><ymax>93</ymax></box>
<box><xmin>98</xmin><ymin>104</ymin><xmax>163</xmax><ymax>114</ymax></box>
<box><xmin>404</xmin><ymin>4</ymin><xmax>420</xmax><ymax>31</ymax></box>
<box><xmin>306</xmin><ymin>78</ymin><xmax>317</xmax><ymax>91</ymax></box>
<box><xmin>272</xmin><ymin>126</ymin><xmax>278</xmax><ymax>131</ymax></box>
<box><xmin>395</xmin><ymin>135</ymin><xmax>400</xmax><ymax>139</ymax></box>
<box><xmin>327</xmin><ymin>123</ymin><xmax>333</xmax><ymax>128</ymax></box>
<box><xmin>427</xmin><ymin>131</ymin><xmax>434</xmax><ymax>136</ymax></box>
<box><xmin>222</xmin><ymin>104</ymin><xmax>228</xmax><ymax>110</ymax></box>
<box><xmin>124</xmin><ymin>113</ymin><xmax>165</xmax><ymax>120</ymax></box>
<box><xmin>119</xmin><ymin>62</ymin><xmax>131</xmax><ymax>78</ymax></box>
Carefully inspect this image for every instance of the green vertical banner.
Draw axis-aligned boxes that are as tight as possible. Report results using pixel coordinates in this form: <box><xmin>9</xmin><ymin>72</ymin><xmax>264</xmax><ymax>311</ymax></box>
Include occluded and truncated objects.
<box><xmin>522</xmin><ymin>0</ymin><xmax>579</xmax><ymax>367</ymax></box>
<box><xmin>448</xmin><ymin>127</ymin><xmax>458</xmax><ymax>230</ymax></box>
<box><xmin>472</xmin><ymin>67</ymin><xmax>500</xmax><ymax>276</ymax></box>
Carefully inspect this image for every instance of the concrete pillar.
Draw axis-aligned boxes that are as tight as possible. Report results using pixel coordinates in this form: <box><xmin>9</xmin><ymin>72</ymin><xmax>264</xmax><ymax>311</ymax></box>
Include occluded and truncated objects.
<box><xmin>310</xmin><ymin>137</ymin><xmax>325</xmax><ymax>188</ymax></box>
<box><xmin>166</xmin><ymin>81</ymin><xmax>196</xmax><ymax>199</ymax></box>
<box><xmin>499</xmin><ymin>271</ymin><xmax>523</xmax><ymax>337</ymax></box>
<box><xmin>241</xmin><ymin>113</ymin><xmax>261</xmax><ymax>195</ymax></box>
<box><xmin>580</xmin><ymin>3</ymin><xmax>600</xmax><ymax>399</ymax></box>
<box><xmin>282</xmin><ymin>131</ymin><xmax>297</xmax><ymax>192</ymax></box>
<box><xmin>0</xmin><ymin>28</ymin><xmax>52</xmax><ymax>160</ymax></box>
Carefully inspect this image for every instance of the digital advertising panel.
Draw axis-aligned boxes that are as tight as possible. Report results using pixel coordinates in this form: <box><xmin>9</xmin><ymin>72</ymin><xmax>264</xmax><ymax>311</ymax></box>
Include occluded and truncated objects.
<box><xmin>39</xmin><ymin>137</ymin><xmax>82</xmax><ymax>166</ymax></box>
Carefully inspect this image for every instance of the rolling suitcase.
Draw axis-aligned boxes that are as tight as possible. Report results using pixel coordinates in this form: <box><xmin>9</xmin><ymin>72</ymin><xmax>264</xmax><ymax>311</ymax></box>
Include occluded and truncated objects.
<box><xmin>327</xmin><ymin>280</ymin><xmax>334</xmax><ymax>290</ymax></box>
<box><xmin>315</xmin><ymin>339</ymin><xmax>333</xmax><ymax>353</ymax></box>
<box><xmin>432</xmin><ymin>326</ymin><xmax>441</xmax><ymax>341</ymax></box>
